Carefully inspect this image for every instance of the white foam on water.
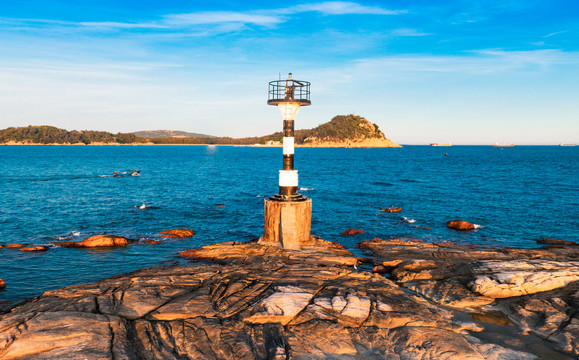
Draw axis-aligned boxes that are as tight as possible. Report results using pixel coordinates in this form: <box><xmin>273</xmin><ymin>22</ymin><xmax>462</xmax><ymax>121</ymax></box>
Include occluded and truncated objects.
<box><xmin>402</xmin><ymin>217</ymin><xmax>416</xmax><ymax>224</ymax></box>
<box><xmin>474</xmin><ymin>224</ymin><xmax>484</xmax><ymax>229</ymax></box>
<box><xmin>299</xmin><ymin>187</ymin><xmax>314</xmax><ymax>191</ymax></box>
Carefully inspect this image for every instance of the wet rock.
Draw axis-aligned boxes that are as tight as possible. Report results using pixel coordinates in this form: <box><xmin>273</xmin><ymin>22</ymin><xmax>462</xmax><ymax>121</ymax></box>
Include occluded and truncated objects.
<box><xmin>341</xmin><ymin>228</ymin><xmax>365</xmax><ymax>236</ymax></box>
<box><xmin>380</xmin><ymin>207</ymin><xmax>402</xmax><ymax>213</ymax></box>
<box><xmin>141</xmin><ymin>239</ymin><xmax>161</xmax><ymax>245</ymax></box>
<box><xmin>0</xmin><ymin>278</ymin><xmax>5</xmax><ymax>288</ymax></box>
<box><xmin>372</xmin><ymin>265</ymin><xmax>387</xmax><ymax>274</ymax></box>
<box><xmin>53</xmin><ymin>235</ymin><xmax>130</xmax><ymax>248</ymax></box>
<box><xmin>159</xmin><ymin>228</ymin><xmax>194</xmax><ymax>238</ymax></box>
<box><xmin>446</xmin><ymin>220</ymin><xmax>476</xmax><ymax>230</ymax></box>
<box><xmin>78</xmin><ymin>235</ymin><xmax>129</xmax><ymax>248</ymax></box>
<box><xmin>537</xmin><ymin>238</ymin><xmax>576</xmax><ymax>246</ymax></box>
<box><xmin>19</xmin><ymin>245</ymin><xmax>50</xmax><ymax>252</ymax></box>
<box><xmin>3</xmin><ymin>244</ymin><xmax>29</xmax><ymax>248</ymax></box>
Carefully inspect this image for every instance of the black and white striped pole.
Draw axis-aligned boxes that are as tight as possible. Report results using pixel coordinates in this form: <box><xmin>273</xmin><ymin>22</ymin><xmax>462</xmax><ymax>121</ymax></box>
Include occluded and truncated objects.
<box><xmin>267</xmin><ymin>73</ymin><xmax>311</xmax><ymax>202</ymax></box>
<box><xmin>262</xmin><ymin>73</ymin><xmax>312</xmax><ymax>249</ymax></box>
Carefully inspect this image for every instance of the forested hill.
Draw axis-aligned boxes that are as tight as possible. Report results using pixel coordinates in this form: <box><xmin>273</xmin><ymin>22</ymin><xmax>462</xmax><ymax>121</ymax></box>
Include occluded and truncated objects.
<box><xmin>0</xmin><ymin>126</ymin><xmax>149</xmax><ymax>145</ymax></box>
<box><xmin>0</xmin><ymin>115</ymin><xmax>399</xmax><ymax>147</ymax></box>
<box><xmin>132</xmin><ymin>130</ymin><xmax>213</xmax><ymax>139</ymax></box>
<box><xmin>150</xmin><ymin>115</ymin><xmax>399</xmax><ymax>147</ymax></box>
<box><xmin>295</xmin><ymin>114</ymin><xmax>385</xmax><ymax>143</ymax></box>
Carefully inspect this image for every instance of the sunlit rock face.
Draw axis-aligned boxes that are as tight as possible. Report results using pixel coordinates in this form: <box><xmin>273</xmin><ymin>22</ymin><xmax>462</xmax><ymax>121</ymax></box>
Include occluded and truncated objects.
<box><xmin>358</xmin><ymin>237</ymin><xmax>579</xmax><ymax>357</ymax></box>
<box><xmin>0</xmin><ymin>238</ymin><xmax>542</xmax><ymax>360</ymax></box>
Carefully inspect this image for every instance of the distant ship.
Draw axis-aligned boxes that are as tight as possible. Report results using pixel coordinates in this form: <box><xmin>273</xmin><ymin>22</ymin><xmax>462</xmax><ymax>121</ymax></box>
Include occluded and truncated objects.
<box><xmin>430</xmin><ymin>143</ymin><xmax>452</xmax><ymax>146</ymax></box>
<box><xmin>559</xmin><ymin>143</ymin><xmax>576</xmax><ymax>146</ymax></box>
<box><xmin>492</xmin><ymin>143</ymin><xmax>514</xmax><ymax>147</ymax></box>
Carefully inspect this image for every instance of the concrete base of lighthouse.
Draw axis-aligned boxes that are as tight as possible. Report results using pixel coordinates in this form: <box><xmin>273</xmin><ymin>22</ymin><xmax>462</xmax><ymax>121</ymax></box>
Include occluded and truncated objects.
<box><xmin>262</xmin><ymin>198</ymin><xmax>312</xmax><ymax>250</ymax></box>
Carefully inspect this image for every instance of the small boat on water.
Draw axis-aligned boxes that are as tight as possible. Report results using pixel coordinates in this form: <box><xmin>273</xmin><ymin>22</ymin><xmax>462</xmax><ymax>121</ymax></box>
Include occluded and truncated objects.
<box><xmin>430</xmin><ymin>143</ymin><xmax>452</xmax><ymax>146</ymax></box>
<box><xmin>559</xmin><ymin>143</ymin><xmax>576</xmax><ymax>147</ymax></box>
<box><xmin>492</xmin><ymin>143</ymin><xmax>514</xmax><ymax>147</ymax></box>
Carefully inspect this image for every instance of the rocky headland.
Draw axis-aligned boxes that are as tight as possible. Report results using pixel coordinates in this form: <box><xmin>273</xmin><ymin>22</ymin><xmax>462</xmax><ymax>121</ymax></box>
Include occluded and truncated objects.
<box><xmin>1</xmin><ymin>233</ymin><xmax>577</xmax><ymax>359</ymax></box>
<box><xmin>0</xmin><ymin>115</ymin><xmax>400</xmax><ymax>148</ymax></box>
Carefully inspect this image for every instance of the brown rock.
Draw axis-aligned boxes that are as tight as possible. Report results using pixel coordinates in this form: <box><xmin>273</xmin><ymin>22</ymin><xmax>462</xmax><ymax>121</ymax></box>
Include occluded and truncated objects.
<box><xmin>19</xmin><ymin>246</ymin><xmax>50</xmax><ymax>252</ymax></box>
<box><xmin>373</xmin><ymin>265</ymin><xmax>388</xmax><ymax>274</ymax></box>
<box><xmin>3</xmin><ymin>243</ymin><xmax>29</xmax><ymax>248</ymax></box>
<box><xmin>141</xmin><ymin>239</ymin><xmax>161</xmax><ymax>245</ymax></box>
<box><xmin>341</xmin><ymin>228</ymin><xmax>365</xmax><ymax>236</ymax></box>
<box><xmin>446</xmin><ymin>220</ymin><xmax>476</xmax><ymax>230</ymax></box>
<box><xmin>380</xmin><ymin>207</ymin><xmax>402</xmax><ymax>213</ymax></box>
<box><xmin>537</xmin><ymin>238</ymin><xmax>576</xmax><ymax>246</ymax></box>
<box><xmin>0</xmin><ymin>278</ymin><xmax>5</xmax><ymax>288</ymax></box>
<box><xmin>468</xmin><ymin>260</ymin><xmax>579</xmax><ymax>298</ymax></box>
<box><xmin>77</xmin><ymin>235</ymin><xmax>129</xmax><ymax>248</ymax></box>
<box><xmin>0</xmin><ymin>260</ymin><xmax>543</xmax><ymax>359</ymax></box>
<box><xmin>180</xmin><ymin>238</ymin><xmax>358</xmax><ymax>267</ymax></box>
<box><xmin>357</xmin><ymin>237</ymin><xmax>579</xmax><ymax>356</ymax></box>
<box><xmin>159</xmin><ymin>228</ymin><xmax>194</xmax><ymax>238</ymax></box>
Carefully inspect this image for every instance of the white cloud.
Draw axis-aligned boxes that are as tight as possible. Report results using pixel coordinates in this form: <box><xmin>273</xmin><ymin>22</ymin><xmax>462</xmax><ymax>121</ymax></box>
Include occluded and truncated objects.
<box><xmin>285</xmin><ymin>2</ymin><xmax>404</xmax><ymax>15</ymax></box>
<box><xmin>390</xmin><ymin>28</ymin><xmax>431</xmax><ymax>37</ymax></box>
<box><xmin>163</xmin><ymin>12</ymin><xmax>282</xmax><ymax>27</ymax></box>
<box><xmin>544</xmin><ymin>30</ymin><xmax>567</xmax><ymax>38</ymax></box>
<box><xmin>0</xmin><ymin>2</ymin><xmax>403</xmax><ymax>31</ymax></box>
<box><xmin>347</xmin><ymin>49</ymin><xmax>579</xmax><ymax>76</ymax></box>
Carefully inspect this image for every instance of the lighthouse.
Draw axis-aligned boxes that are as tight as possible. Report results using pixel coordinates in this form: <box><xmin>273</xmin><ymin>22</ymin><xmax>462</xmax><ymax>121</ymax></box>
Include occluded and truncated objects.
<box><xmin>262</xmin><ymin>73</ymin><xmax>312</xmax><ymax>249</ymax></box>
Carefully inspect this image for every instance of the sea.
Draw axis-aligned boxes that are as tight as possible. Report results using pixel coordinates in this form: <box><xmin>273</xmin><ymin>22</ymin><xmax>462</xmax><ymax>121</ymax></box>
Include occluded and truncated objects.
<box><xmin>0</xmin><ymin>145</ymin><xmax>577</xmax><ymax>304</ymax></box>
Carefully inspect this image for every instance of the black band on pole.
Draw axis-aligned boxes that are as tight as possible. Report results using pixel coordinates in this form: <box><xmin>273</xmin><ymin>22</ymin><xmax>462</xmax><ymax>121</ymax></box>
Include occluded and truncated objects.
<box><xmin>279</xmin><ymin>186</ymin><xmax>298</xmax><ymax>197</ymax></box>
<box><xmin>283</xmin><ymin>120</ymin><xmax>294</xmax><ymax>137</ymax></box>
<box><xmin>283</xmin><ymin>155</ymin><xmax>294</xmax><ymax>170</ymax></box>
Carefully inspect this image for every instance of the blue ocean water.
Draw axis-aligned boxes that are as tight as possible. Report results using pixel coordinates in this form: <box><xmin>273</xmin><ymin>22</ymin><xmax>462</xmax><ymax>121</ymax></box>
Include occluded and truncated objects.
<box><xmin>0</xmin><ymin>145</ymin><xmax>577</xmax><ymax>303</ymax></box>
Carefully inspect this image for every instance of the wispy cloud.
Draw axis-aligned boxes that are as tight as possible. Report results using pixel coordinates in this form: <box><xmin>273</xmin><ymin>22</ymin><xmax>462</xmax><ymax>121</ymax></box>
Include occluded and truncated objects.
<box><xmin>163</xmin><ymin>12</ymin><xmax>282</xmax><ymax>27</ymax></box>
<box><xmin>544</xmin><ymin>30</ymin><xmax>566</xmax><ymax>38</ymax></box>
<box><xmin>0</xmin><ymin>2</ymin><xmax>404</xmax><ymax>32</ymax></box>
<box><xmin>390</xmin><ymin>28</ymin><xmax>431</xmax><ymax>37</ymax></box>
<box><xmin>327</xmin><ymin>50</ymin><xmax>579</xmax><ymax>82</ymax></box>
<box><xmin>284</xmin><ymin>2</ymin><xmax>404</xmax><ymax>15</ymax></box>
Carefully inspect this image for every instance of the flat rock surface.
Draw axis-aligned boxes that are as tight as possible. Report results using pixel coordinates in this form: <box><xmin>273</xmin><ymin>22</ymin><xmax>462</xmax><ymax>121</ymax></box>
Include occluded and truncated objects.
<box><xmin>358</xmin><ymin>237</ymin><xmax>579</xmax><ymax>357</ymax></box>
<box><xmin>0</xmin><ymin>237</ymin><xmax>545</xmax><ymax>360</ymax></box>
<box><xmin>0</xmin><ymin>262</ymin><xmax>537</xmax><ymax>360</ymax></box>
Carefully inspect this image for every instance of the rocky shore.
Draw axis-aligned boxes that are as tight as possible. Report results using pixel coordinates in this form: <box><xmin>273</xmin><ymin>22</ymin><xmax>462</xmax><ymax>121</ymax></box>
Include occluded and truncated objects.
<box><xmin>0</xmin><ymin>234</ymin><xmax>577</xmax><ymax>359</ymax></box>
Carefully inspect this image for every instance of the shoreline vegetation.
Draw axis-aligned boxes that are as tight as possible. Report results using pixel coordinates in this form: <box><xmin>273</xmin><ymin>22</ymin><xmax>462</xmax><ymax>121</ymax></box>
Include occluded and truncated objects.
<box><xmin>0</xmin><ymin>114</ymin><xmax>401</xmax><ymax>148</ymax></box>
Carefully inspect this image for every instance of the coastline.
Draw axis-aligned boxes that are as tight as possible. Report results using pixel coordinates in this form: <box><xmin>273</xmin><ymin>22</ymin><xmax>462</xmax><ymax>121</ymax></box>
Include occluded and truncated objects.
<box><xmin>0</xmin><ymin>235</ymin><xmax>577</xmax><ymax>359</ymax></box>
<box><xmin>0</xmin><ymin>141</ymin><xmax>402</xmax><ymax>148</ymax></box>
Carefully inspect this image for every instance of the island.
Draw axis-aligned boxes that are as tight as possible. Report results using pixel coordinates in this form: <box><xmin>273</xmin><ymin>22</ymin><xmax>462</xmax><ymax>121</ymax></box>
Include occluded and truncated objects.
<box><xmin>0</xmin><ymin>115</ymin><xmax>400</xmax><ymax>148</ymax></box>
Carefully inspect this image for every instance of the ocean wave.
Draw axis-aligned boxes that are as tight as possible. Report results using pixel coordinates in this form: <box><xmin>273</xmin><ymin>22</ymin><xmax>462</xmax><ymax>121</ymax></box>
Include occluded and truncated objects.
<box><xmin>135</xmin><ymin>204</ymin><xmax>159</xmax><ymax>210</ymax></box>
<box><xmin>299</xmin><ymin>187</ymin><xmax>315</xmax><ymax>191</ymax></box>
<box><xmin>402</xmin><ymin>217</ymin><xmax>416</xmax><ymax>224</ymax></box>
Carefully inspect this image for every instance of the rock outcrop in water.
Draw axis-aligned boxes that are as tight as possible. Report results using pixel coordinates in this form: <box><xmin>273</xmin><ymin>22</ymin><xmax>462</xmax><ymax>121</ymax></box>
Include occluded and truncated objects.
<box><xmin>55</xmin><ymin>234</ymin><xmax>131</xmax><ymax>248</ymax></box>
<box><xmin>341</xmin><ymin>228</ymin><xmax>365</xmax><ymax>236</ymax></box>
<box><xmin>0</xmin><ymin>239</ymin><xmax>538</xmax><ymax>360</ymax></box>
<box><xmin>358</xmin><ymin>238</ymin><xmax>579</xmax><ymax>356</ymax></box>
<box><xmin>18</xmin><ymin>246</ymin><xmax>49</xmax><ymax>252</ymax></box>
<box><xmin>159</xmin><ymin>228</ymin><xmax>195</xmax><ymax>238</ymax></box>
<box><xmin>446</xmin><ymin>220</ymin><xmax>476</xmax><ymax>230</ymax></box>
<box><xmin>0</xmin><ymin>278</ymin><xmax>5</xmax><ymax>288</ymax></box>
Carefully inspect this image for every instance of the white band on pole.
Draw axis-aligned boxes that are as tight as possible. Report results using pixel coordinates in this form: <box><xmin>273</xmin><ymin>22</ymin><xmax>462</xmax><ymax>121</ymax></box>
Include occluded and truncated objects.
<box><xmin>279</xmin><ymin>170</ymin><xmax>298</xmax><ymax>187</ymax></box>
<box><xmin>283</xmin><ymin>137</ymin><xmax>294</xmax><ymax>155</ymax></box>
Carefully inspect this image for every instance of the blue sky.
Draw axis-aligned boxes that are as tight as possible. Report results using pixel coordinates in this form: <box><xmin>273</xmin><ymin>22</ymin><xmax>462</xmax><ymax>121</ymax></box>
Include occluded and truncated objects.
<box><xmin>0</xmin><ymin>1</ymin><xmax>577</xmax><ymax>144</ymax></box>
